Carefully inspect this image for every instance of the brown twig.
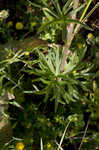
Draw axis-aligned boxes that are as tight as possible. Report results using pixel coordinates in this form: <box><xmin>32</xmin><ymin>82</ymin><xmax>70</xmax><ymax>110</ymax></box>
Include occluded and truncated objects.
<box><xmin>61</xmin><ymin>0</ymin><xmax>79</xmax><ymax>72</ymax></box>
<box><xmin>55</xmin><ymin>141</ymin><xmax>64</xmax><ymax>150</ymax></box>
<box><xmin>78</xmin><ymin>116</ymin><xmax>90</xmax><ymax>150</ymax></box>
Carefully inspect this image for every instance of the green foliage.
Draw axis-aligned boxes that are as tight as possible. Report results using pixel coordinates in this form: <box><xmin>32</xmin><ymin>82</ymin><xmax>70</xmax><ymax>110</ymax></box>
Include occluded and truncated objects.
<box><xmin>0</xmin><ymin>1</ymin><xmax>99</xmax><ymax>150</ymax></box>
<box><xmin>23</xmin><ymin>45</ymin><xmax>93</xmax><ymax>114</ymax></box>
<box><xmin>29</xmin><ymin>0</ymin><xmax>92</xmax><ymax>43</ymax></box>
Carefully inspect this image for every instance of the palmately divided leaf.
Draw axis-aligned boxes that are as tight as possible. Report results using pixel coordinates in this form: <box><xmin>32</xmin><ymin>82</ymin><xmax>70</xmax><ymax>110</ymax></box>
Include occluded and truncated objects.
<box><xmin>43</xmin><ymin>9</ymin><xmax>56</xmax><ymax>21</ymax></box>
<box><xmin>62</xmin><ymin>0</ymin><xmax>73</xmax><ymax>15</ymax></box>
<box><xmin>64</xmin><ymin>51</ymin><xmax>79</xmax><ymax>74</ymax></box>
<box><xmin>28</xmin><ymin>1</ymin><xmax>42</xmax><ymax>8</ymax></box>
<box><xmin>67</xmin><ymin>4</ymin><xmax>85</xmax><ymax>17</ymax></box>
<box><xmin>38</xmin><ymin>18</ymin><xmax>92</xmax><ymax>33</ymax></box>
<box><xmin>55</xmin><ymin>1</ymin><xmax>63</xmax><ymax>16</ymax></box>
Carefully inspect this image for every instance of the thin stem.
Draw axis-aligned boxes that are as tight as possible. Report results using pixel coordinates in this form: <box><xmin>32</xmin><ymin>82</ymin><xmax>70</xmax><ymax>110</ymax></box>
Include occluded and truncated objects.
<box><xmin>70</xmin><ymin>0</ymin><xmax>94</xmax><ymax>47</ymax></box>
<box><xmin>82</xmin><ymin>2</ymin><xmax>99</xmax><ymax>23</ymax></box>
<box><xmin>61</xmin><ymin>0</ymin><xmax>94</xmax><ymax>72</ymax></box>
<box><xmin>78</xmin><ymin>117</ymin><xmax>90</xmax><ymax>150</ymax></box>
<box><xmin>74</xmin><ymin>0</ymin><xmax>93</xmax><ymax>35</ymax></box>
<box><xmin>80</xmin><ymin>0</ymin><xmax>93</xmax><ymax>21</ymax></box>
<box><xmin>61</xmin><ymin>0</ymin><xmax>79</xmax><ymax>71</ymax></box>
<box><xmin>55</xmin><ymin>141</ymin><xmax>64</xmax><ymax>150</ymax></box>
<box><xmin>58</xmin><ymin>121</ymin><xmax>71</xmax><ymax>150</ymax></box>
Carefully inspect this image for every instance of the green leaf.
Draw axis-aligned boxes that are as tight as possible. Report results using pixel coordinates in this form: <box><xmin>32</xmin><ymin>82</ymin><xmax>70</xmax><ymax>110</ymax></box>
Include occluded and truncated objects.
<box><xmin>42</xmin><ymin>7</ymin><xmax>59</xmax><ymax>19</ymax></box>
<box><xmin>40</xmin><ymin>78</ymin><xmax>50</xmax><ymax>85</ymax></box>
<box><xmin>0</xmin><ymin>75</ymin><xmax>5</xmax><ymax>89</ymax></box>
<box><xmin>43</xmin><ymin>84</ymin><xmax>52</xmax><ymax>103</ymax></box>
<box><xmin>57</xmin><ymin>99</ymin><xmax>65</xmax><ymax>105</ymax></box>
<box><xmin>0</xmin><ymin>60</ymin><xmax>8</xmax><ymax>71</ymax></box>
<box><xmin>51</xmin><ymin>0</ymin><xmax>62</xmax><ymax>16</ymax></box>
<box><xmin>72</xmin><ymin>89</ymin><xmax>79</xmax><ymax>100</ymax></box>
<box><xmin>28</xmin><ymin>1</ymin><xmax>42</xmax><ymax>8</ymax></box>
<box><xmin>62</xmin><ymin>0</ymin><xmax>73</xmax><ymax>15</ymax></box>
<box><xmin>9</xmin><ymin>101</ymin><xmax>23</xmax><ymax>109</ymax></box>
<box><xmin>62</xmin><ymin>24</ymin><xmax>67</xmax><ymax>43</ymax></box>
<box><xmin>67</xmin><ymin>4</ymin><xmax>85</xmax><ymax>16</ymax></box>
<box><xmin>77</xmin><ymin>46</ymin><xmax>87</xmax><ymax>61</ymax></box>
<box><xmin>55</xmin><ymin>1</ymin><xmax>63</xmax><ymax>16</ymax></box>
<box><xmin>38</xmin><ymin>18</ymin><xmax>93</xmax><ymax>33</ymax></box>
<box><xmin>55</xmin><ymin>49</ymin><xmax>62</xmax><ymax>76</ymax></box>
<box><xmin>23</xmin><ymin>90</ymin><xmax>34</xmax><ymax>94</ymax></box>
<box><xmin>38</xmin><ymin>51</ymin><xmax>55</xmax><ymax>75</ymax></box>
<box><xmin>55</xmin><ymin>99</ymin><xmax>59</xmax><ymax>113</ymax></box>
<box><xmin>34</xmin><ymin>87</ymin><xmax>48</xmax><ymax>95</ymax></box>
<box><xmin>64</xmin><ymin>51</ymin><xmax>79</xmax><ymax>74</ymax></box>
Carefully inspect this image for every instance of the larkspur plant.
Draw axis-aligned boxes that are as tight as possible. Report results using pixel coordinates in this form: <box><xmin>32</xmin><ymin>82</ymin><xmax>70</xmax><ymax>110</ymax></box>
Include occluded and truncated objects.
<box><xmin>0</xmin><ymin>0</ymin><xmax>99</xmax><ymax>150</ymax></box>
<box><xmin>24</xmin><ymin>44</ymin><xmax>93</xmax><ymax>112</ymax></box>
<box><xmin>29</xmin><ymin>0</ymin><xmax>93</xmax><ymax>42</ymax></box>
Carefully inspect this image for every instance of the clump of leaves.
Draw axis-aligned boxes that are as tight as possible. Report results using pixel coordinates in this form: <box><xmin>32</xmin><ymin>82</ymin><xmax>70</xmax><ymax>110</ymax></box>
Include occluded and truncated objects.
<box><xmin>29</xmin><ymin>0</ymin><xmax>92</xmax><ymax>42</ymax></box>
<box><xmin>24</xmin><ymin>45</ymin><xmax>93</xmax><ymax>112</ymax></box>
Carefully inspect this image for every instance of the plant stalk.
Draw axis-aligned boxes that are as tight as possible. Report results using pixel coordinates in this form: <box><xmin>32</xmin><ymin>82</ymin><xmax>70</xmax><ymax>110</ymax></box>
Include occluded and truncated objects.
<box><xmin>58</xmin><ymin>121</ymin><xmax>71</xmax><ymax>150</ymax></box>
<box><xmin>61</xmin><ymin>0</ymin><xmax>93</xmax><ymax>72</ymax></box>
<box><xmin>61</xmin><ymin>0</ymin><xmax>79</xmax><ymax>72</ymax></box>
<box><xmin>78</xmin><ymin>117</ymin><xmax>90</xmax><ymax>150</ymax></box>
<box><xmin>74</xmin><ymin>0</ymin><xmax>94</xmax><ymax>34</ymax></box>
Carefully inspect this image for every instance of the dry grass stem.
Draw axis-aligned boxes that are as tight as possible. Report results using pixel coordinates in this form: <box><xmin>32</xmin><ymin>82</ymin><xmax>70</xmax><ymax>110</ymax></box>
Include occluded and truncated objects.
<box><xmin>61</xmin><ymin>0</ymin><xmax>79</xmax><ymax>71</ymax></box>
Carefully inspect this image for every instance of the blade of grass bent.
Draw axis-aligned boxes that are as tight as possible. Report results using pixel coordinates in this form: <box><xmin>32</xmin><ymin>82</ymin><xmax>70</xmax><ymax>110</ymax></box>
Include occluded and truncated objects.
<box><xmin>62</xmin><ymin>0</ymin><xmax>73</xmax><ymax>15</ymax></box>
<box><xmin>68</xmin><ymin>3</ymin><xmax>86</xmax><ymax>16</ymax></box>
<box><xmin>58</xmin><ymin>120</ymin><xmax>71</xmax><ymax>150</ymax></box>
<box><xmin>40</xmin><ymin>138</ymin><xmax>43</xmax><ymax>150</ymax></box>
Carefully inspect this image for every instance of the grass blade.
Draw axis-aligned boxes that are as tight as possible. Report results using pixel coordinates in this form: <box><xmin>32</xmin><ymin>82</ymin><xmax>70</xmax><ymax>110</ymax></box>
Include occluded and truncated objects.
<box><xmin>68</xmin><ymin>4</ymin><xmax>86</xmax><ymax>16</ymax></box>
<box><xmin>62</xmin><ymin>0</ymin><xmax>73</xmax><ymax>15</ymax></box>
<box><xmin>58</xmin><ymin>121</ymin><xmax>71</xmax><ymax>150</ymax></box>
<box><xmin>40</xmin><ymin>138</ymin><xmax>43</xmax><ymax>150</ymax></box>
